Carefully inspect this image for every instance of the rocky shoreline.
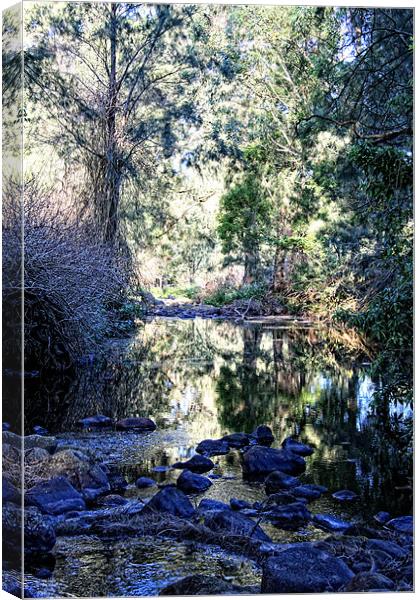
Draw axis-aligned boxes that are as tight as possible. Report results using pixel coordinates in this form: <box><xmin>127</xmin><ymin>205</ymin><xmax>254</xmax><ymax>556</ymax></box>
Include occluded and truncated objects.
<box><xmin>2</xmin><ymin>420</ymin><xmax>413</xmax><ymax>596</ymax></box>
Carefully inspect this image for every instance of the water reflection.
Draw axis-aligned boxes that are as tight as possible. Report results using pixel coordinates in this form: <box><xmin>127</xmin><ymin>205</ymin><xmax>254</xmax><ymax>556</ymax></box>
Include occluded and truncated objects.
<box><xmin>25</xmin><ymin>318</ymin><xmax>412</xmax><ymax>516</ymax></box>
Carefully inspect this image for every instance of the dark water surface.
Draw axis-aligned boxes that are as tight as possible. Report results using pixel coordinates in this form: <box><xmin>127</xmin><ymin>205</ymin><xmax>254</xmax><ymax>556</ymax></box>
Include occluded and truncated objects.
<box><xmin>22</xmin><ymin>317</ymin><xmax>413</xmax><ymax>597</ymax></box>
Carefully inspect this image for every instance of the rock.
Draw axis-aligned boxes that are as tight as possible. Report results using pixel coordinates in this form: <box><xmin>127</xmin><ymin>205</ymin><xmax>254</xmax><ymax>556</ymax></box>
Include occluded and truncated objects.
<box><xmin>107</xmin><ymin>470</ymin><xmax>128</xmax><ymax>493</ymax></box>
<box><xmin>3</xmin><ymin>431</ymin><xmax>57</xmax><ymax>454</ymax></box>
<box><xmin>261</xmin><ymin>545</ymin><xmax>354</xmax><ymax>593</ymax></box>
<box><xmin>3</xmin><ymin>422</ymin><xmax>11</xmax><ymax>431</ymax></box>
<box><xmin>159</xmin><ymin>575</ymin><xmax>241</xmax><ymax>596</ymax></box>
<box><xmin>264</xmin><ymin>470</ymin><xmax>299</xmax><ymax>494</ymax></box>
<box><xmin>136</xmin><ymin>477</ymin><xmax>156</xmax><ymax>488</ymax></box>
<box><xmin>77</xmin><ymin>415</ymin><xmax>113</xmax><ymax>429</ymax></box>
<box><xmin>313</xmin><ymin>513</ymin><xmax>352</xmax><ymax>532</ymax></box>
<box><xmin>265</xmin><ymin>502</ymin><xmax>311</xmax><ymax>529</ymax></box>
<box><xmin>386</xmin><ymin>515</ymin><xmax>413</xmax><ymax>534</ymax></box>
<box><xmin>141</xmin><ymin>486</ymin><xmax>195</xmax><ymax>518</ymax></box>
<box><xmin>3</xmin><ymin>477</ymin><xmax>20</xmax><ymax>504</ymax></box>
<box><xmin>33</xmin><ymin>425</ymin><xmax>49</xmax><ymax>436</ymax></box>
<box><xmin>177</xmin><ymin>470</ymin><xmax>212</xmax><ymax>494</ymax></box>
<box><xmin>25</xmin><ymin>447</ymin><xmax>50</xmax><ymax>465</ymax></box>
<box><xmin>40</xmin><ymin>449</ymin><xmax>110</xmax><ymax>501</ymax></box>
<box><xmin>197</xmin><ymin>498</ymin><xmax>230</xmax><ymax>515</ymax></box>
<box><xmin>35</xmin><ymin>568</ymin><xmax>52</xmax><ymax>579</ymax></box>
<box><xmin>345</xmin><ymin>572</ymin><xmax>394</xmax><ymax>592</ymax></box>
<box><xmin>221</xmin><ymin>432</ymin><xmax>251</xmax><ymax>449</ymax></box>
<box><xmin>281</xmin><ymin>436</ymin><xmax>314</xmax><ymax>456</ymax></box>
<box><xmin>365</xmin><ymin>538</ymin><xmax>406</xmax><ymax>559</ymax></box>
<box><xmin>196</xmin><ymin>438</ymin><xmax>230</xmax><ymax>456</ymax></box>
<box><xmin>293</xmin><ymin>484</ymin><xmax>325</xmax><ymax>501</ymax></box>
<box><xmin>3</xmin><ymin>503</ymin><xmax>56</xmax><ymax>556</ymax></box>
<box><xmin>172</xmin><ymin>454</ymin><xmax>214</xmax><ymax>474</ymax></box>
<box><xmin>242</xmin><ymin>445</ymin><xmax>306</xmax><ymax>481</ymax></box>
<box><xmin>266</xmin><ymin>491</ymin><xmax>303</xmax><ymax>506</ymax></box>
<box><xmin>26</xmin><ymin>476</ymin><xmax>86</xmax><ymax>515</ymax></box>
<box><xmin>3</xmin><ymin>442</ymin><xmax>20</xmax><ymax>463</ymax></box>
<box><xmin>203</xmin><ymin>509</ymin><xmax>271</xmax><ymax>542</ymax></box>
<box><xmin>97</xmin><ymin>494</ymin><xmax>128</xmax><ymax>507</ymax></box>
<box><xmin>115</xmin><ymin>417</ymin><xmax>156</xmax><ymax>431</ymax></box>
<box><xmin>332</xmin><ymin>489</ymin><xmax>358</xmax><ymax>502</ymax></box>
<box><xmin>251</xmin><ymin>425</ymin><xmax>275</xmax><ymax>446</ymax></box>
<box><xmin>345</xmin><ymin>524</ymin><xmax>382</xmax><ymax>538</ymax></box>
<box><xmin>373</xmin><ymin>511</ymin><xmax>391</xmax><ymax>525</ymax></box>
<box><xmin>230</xmin><ymin>498</ymin><xmax>252</xmax><ymax>511</ymax></box>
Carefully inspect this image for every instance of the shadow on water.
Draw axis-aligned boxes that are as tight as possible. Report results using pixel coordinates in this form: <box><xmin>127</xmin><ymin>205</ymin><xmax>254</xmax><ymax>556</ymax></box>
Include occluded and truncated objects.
<box><xmin>24</xmin><ymin>317</ymin><xmax>413</xmax><ymax>517</ymax></box>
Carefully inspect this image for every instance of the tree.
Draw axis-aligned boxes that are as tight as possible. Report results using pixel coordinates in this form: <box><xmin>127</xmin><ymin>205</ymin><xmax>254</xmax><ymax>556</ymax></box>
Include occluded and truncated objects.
<box><xmin>25</xmin><ymin>2</ymin><xmax>206</xmax><ymax>242</ymax></box>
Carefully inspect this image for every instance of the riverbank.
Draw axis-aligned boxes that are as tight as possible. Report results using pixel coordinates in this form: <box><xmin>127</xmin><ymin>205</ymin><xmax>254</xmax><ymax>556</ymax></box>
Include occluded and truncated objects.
<box><xmin>3</xmin><ymin>422</ymin><xmax>413</xmax><ymax>596</ymax></box>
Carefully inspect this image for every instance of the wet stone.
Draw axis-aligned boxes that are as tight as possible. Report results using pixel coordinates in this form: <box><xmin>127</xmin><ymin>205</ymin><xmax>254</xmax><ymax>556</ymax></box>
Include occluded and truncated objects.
<box><xmin>195</xmin><ymin>438</ymin><xmax>230</xmax><ymax>457</ymax></box>
<box><xmin>313</xmin><ymin>513</ymin><xmax>353</xmax><ymax>532</ymax></box>
<box><xmin>332</xmin><ymin>489</ymin><xmax>358</xmax><ymax>502</ymax></box>
<box><xmin>281</xmin><ymin>436</ymin><xmax>314</xmax><ymax>456</ymax></box>
<box><xmin>386</xmin><ymin>515</ymin><xmax>413</xmax><ymax>534</ymax></box>
<box><xmin>176</xmin><ymin>469</ymin><xmax>212</xmax><ymax>494</ymax></box>
<box><xmin>172</xmin><ymin>454</ymin><xmax>214</xmax><ymax>474</ymax></box>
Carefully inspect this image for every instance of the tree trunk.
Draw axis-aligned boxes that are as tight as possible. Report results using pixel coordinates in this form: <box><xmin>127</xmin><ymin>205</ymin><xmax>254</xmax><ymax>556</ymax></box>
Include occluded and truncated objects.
<box><xmin>104</xmin><ymin>2</ymin><xmax>120</xmax><ymax>243</ymax></box>
<box><xmin>271</xmin><ymin>205</ymin><xmax>291</xmax><ymax>292</ymax></box>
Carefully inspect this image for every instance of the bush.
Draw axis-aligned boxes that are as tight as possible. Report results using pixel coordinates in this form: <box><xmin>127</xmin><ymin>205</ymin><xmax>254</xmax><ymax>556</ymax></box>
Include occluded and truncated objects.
<box><xmin>2</xmin><ymin>178</ymin><xmax>130</xmax><ymax>372</ymax></box>
<box><xmin>202</xmin><ymin>282</ymin><xmax>267</xmax><ymax>307</ymax></box>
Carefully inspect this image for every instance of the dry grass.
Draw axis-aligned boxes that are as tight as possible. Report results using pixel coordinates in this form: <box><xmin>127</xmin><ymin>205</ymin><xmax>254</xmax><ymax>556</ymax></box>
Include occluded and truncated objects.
<box><xmin>2</xmin><ymin>176</ymin><xmax>131</xmax><ymax>371</ymax></box>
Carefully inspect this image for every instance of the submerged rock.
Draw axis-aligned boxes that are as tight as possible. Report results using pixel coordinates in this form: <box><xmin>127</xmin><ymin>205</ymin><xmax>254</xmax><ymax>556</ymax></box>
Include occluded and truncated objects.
<box><xmin>294</xmin><ymin>484</ymin><xmax>326</xmax><ymax>501</ymax></box>
<box><xmin>177</xmin><ymin>470</ymin><xmax>212</xmax><ymax>494</ymax></box>
<box><xmin>115</xmin><ymin>417</ymin><xmax>156</xmax><ymax>432</ymax></box>
<box><xmin>197</xmin><ymin>498</ymin><xmax>230</xmax><ymax>515</ymax></box>
<box><xmin>172</xmin><ymin>454</ymin><xmax>214</xmax><ymax>474</ymax></box>
<box><xmin>136</xmin><ymin>477</ymin><xmax>156</xmax><ymax>489</ymax></box>
<box><xmin>77</xmin><ymin>415</ymin><xmax>113</xmax><ymax>429</ymax></box>
<box><xmin>264</xmin><ymin>502</ymin><xmax>311</xmax><ymax>530</ymax></box>
<box><xmin>230</xmin><ymin>498</ymin><xmax>252</xmax><ymax>511</ymax></box>
<box><xmin>281</xmin><ymin>436</ymin><xmax>314</xmax><ymax>456</ymax></box>
<box><xmin>313</xmin><ymin>513</ymin><xmax>353</xmax><ymax>532</ymax></box>
<box><xmin>26</xmin><ymin>476</ymin><xmax>86</xmax><ymax>515</ymax></box>
<box><xmin>203</xmin><ymin>509</ymin><xmax>271</xmax><ymax>542</ymax></box>
<box><xmin>97</xmin><ymin>494</ymin><xmax>128</xmax><ymax>507</ymax></box>
<box><xmin>261</xmin><ymin>545</ymin><xmax>354</xmax><ymax>593</ymax></box>
<box><xmin>242</xmin><ymin>445</ymin><xmax>306</xmax><ymax>480</ymax></box>
<box><xmin>264</xmin><ymin>470</ymin><xmax>299</xmax><ymax>494</ymax></box>
<box><xmin>195</xmin><ymin>438</ymin><xmax>230</xmax><ymax>456</ymax></box>
<box><xmin>386</xmin><ymin>515</ymin><xmax>413</xmax><ymax>534</ymax></box>
<box><xmin>251</xmin><ymin>425</ymin><xmax>275</xmax><ymax>446</ymax></box>
<box><xmin>221</xmin><ymin>432</ymin><xmax>251</xmax><ymax>449</ymax></box>
<box><xmin>141</xmin><ymin>486</ymin><xmax>195</xmax><ymax>518</ymax></box>
<box><xmin>159</xmin><ymin>574</ymin><xmax>247</xmax><ymax>596</ymax></box>
<box><xmin>332</xmin><ymin>489</ymin><xmax>358</xmax><ymax>502</ymax></box>
<box><xmin>345</xmin><ymin>572</ymin><xmax>394</xmax><ymax>592</ymax></box>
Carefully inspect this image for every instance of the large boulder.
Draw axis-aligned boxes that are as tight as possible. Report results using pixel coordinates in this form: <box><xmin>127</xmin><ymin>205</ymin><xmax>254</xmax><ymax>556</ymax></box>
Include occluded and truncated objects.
<box><xmin>251</xmin><ymin>425</ymin><xmax>275</xmax><ymax>446</ymax></box>
<box><xmin>264</xmin><ymin>502</ymin><xmax>311</xmax><ymax>529</ymax></box>
<box><xmin>261</xmin><ymin>545</ymin><xmax>354</xmax><ymax>593</ymax></box>
<box><xmin>40</xmin><ymin>449</ymin><xmax>110</xmax><ymax>501</ymax></box>
<box><xmin>176</xmin><ymin>470</ymin><xmax>212</xmax><ymax>494</ymax></box>
<box><xmin>203</xmin><ymin>509</ymin><xmax>271</xmax><ymax>542</ymax></box>
<box><xmin>2</xmin><ymin>477</ymin><xmax>20</xmax><ymax>504</ymax></box>
<box><xmin>115</xmin><ymin>417</ymin><xmax>156</xmax><ymax>432</ymax></box>
<box><xmin>3</xmin><ymin>503</ymin><xmax>56</xmax><ymax>557</ymax></box>
<box><xmin>264</xmin><ymin>470</ymin><xmax>299</xmax><ymax>494</ymax></box>
<box><xmin>172</xmin><ymin>454</ymin><xmax>214</xmax><ymax>474</ymax></box>
<box><xmin>242</xmin><ymin>446</ymin><xmax>306</xmax><ymax>481</ymax></box>
<box><xmin>26</xmin><ymin>476</ymin><xmax>86</xmax><ymax>515</ymax></box>
<box><xmin>386</xmin><ymin>515</ymin><xmax>413</xmax><ymax>535</ymax></box>
<box><xmin>281</xmin><ymin>437</ymin><xmax>314</xmax><ymax>456</ymax></box>
<box><xmin>3</xmin><ymin>431</ymin><xmax>57</xmax><ymax>454</ymax></box>
<box><xmin>141</xmin><ymin>486</ymin><xmax>195</xmax><ymax>518</ymax></box>
<box><xmin>196</xmin><ymin>438</ymin><xmax>230</xmax><ymax>457</ymax></box>
<box><xmin>136</xmin><ymin>477</ymin><xmax>157</xmax><ymax>489</ymax></box>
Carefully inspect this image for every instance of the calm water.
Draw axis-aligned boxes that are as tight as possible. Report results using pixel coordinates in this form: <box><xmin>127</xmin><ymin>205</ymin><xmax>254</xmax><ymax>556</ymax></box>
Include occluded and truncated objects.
<box><xmin>21</xmin><ymin>317</ymin><xmax>413</xmax><ymax>597</ymax></box>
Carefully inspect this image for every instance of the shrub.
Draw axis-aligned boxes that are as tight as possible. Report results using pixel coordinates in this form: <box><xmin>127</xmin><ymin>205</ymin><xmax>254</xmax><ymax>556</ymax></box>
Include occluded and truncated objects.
<box><xmin>2</xmin><ymin>177</ymin><xmax>130</xmax><ymax>372</ymax></box>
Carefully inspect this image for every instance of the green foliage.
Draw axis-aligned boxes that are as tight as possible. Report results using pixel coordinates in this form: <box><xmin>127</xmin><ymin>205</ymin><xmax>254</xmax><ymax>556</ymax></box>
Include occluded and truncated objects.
<box><xmin>203</xmin><ymin>283</ymin><xmax>266</xmax><ymax>307</ymax></box>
